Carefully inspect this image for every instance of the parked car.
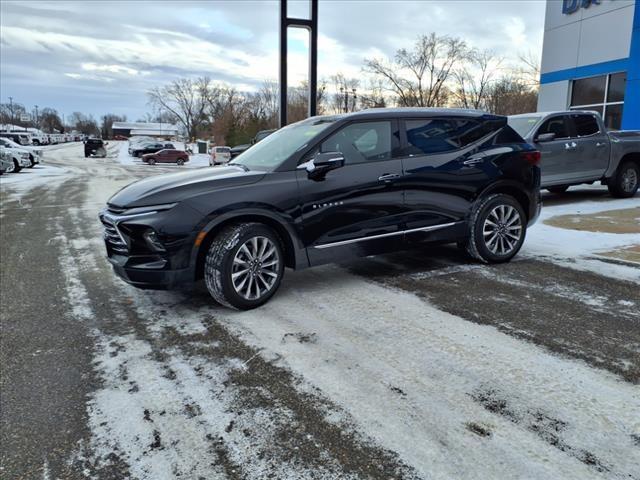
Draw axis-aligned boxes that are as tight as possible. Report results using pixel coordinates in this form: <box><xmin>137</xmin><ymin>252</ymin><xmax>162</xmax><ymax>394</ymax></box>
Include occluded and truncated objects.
<box><xmin>1</xmin><ymin>144</ymin><xmax>31</xmax><ymax>172</ymax></box>
<box><xmin>130</xmin><ymin>142</ymin><xmax>175</xmax><ymax>157</ymax></box>
<box><xmin>100</xmin><ymin>108</ymin><xmax>541</xmax><ymax>310</ymax></box>
<box><xmin>508</xmin><ymin>111</ymin><xmax>639</xmax><ymax>197</ymax></box>
<box><xmin>210</xmin><ymin>146</ymin><xmax>232</xmax><ymax>165</ymax></box>
<box><xmin>0</xmin><ymin>137</ymin><xmax>42</xmax><ymax>167</ymax></box>
<box><xmin>142</xmin><ymin>149</ymin><xmax>189</xmax><ymax>166</ymax></box>
<box><xmin>84</xmin><ymin>138</ymin><xmax>107</xmax><ymax>158</ymax></box>
<box><xmin>0</xmin><ymin>146</ymin><xmax>15</xmax><ymax>174</ymax></box>
<box><xmin>230</xmin><ymin>129</ymin><xmax>277</xmax><ymax>158</ymax></box>
<box><xmin>0</xmin><ymin>132</ymin><xmax>31</xmax><ymax>146</ymax></box>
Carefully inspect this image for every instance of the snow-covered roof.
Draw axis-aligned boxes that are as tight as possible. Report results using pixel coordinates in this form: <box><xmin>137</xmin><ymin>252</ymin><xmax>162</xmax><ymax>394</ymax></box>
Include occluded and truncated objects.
<box><xmin>112</xmin><ymin>122</ymin><xmax>178</xmax><ymax>132</ymax></box>
<box><xmin>130</xmin><ymin>128</ymin><xmax>178</xmax><ymax>136</ymax></box>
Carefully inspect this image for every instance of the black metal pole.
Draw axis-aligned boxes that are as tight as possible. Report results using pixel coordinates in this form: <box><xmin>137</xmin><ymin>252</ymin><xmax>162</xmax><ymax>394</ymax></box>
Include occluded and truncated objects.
<box><xmin>308</xmin><ymin>0</ymin><xmax>318</xmax><ymax>118</ymax></box>
<box><xmin>279</xmin><ymin>0</ymin><xmax>288</xmax><ymax>128</ymax></box>
<box><xmin>279</xmin><ymin>0</ymin><xmax>318</xmax><ymax>127</ymax></box>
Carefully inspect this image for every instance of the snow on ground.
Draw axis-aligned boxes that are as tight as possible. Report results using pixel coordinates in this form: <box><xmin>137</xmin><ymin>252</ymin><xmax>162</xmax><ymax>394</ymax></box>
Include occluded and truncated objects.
<box><xmin>0</xmin><ymin>164</ymin><xmax>72</xmax><ymax>203</ymax></box>
<box><xmin>524</xmin><ymin>191</ymin><xmax>640</xmax><ymax>282</ymax></box>
<box><xmin>116</xmin><ymin>141</ymin><xmax>211</xmax><ymax>169</ymax></box>
<box><xmin>217</xmin><ymin>268</ymin><xmax>640</xmax><ymax>479</ymax></box>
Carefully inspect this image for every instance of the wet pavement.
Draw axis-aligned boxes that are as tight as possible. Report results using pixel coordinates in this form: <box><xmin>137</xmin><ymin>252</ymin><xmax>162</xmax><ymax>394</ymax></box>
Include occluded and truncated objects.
<box><xmin>1</xmin><ymin>144</ymin><xmax>638</xmax><ymax>479</ymax></box>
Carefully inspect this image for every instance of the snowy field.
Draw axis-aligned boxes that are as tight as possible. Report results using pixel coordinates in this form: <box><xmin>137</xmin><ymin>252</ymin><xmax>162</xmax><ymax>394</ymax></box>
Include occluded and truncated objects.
<box><xmin>1</xmin><ymin>144</ymin><xmax>639</xmax><ymax>479</ymax></box>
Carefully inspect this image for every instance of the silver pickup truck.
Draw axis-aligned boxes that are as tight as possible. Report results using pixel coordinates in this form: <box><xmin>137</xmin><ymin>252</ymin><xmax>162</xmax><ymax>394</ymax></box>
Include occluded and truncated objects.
<box><xmin>508</xmin><ymin>111</ymin><xmax>639</xmax><ymax>198</ymax></box>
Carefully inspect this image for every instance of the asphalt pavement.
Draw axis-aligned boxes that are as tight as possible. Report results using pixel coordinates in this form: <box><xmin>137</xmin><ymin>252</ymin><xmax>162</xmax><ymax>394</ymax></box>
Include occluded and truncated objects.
<box><xmin>1</xmin><ymin>143</ymin><xmax>638</xmax><ymax>479</ymax></box>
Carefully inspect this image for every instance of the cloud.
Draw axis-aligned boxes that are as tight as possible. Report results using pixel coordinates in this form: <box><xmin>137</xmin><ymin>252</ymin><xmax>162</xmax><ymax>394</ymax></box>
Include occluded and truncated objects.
<box><xmin>0</xmin><ymin>0</ymin><xmax>545</xmax><ymax>120</ymax></box>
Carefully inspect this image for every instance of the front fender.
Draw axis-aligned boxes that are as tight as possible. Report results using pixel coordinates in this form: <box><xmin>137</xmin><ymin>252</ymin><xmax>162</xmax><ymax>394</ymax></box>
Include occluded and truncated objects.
<box><xmin>189</xmin><ymin>205</ymin><xmax>310</xmax><ymax>274</ymax></box>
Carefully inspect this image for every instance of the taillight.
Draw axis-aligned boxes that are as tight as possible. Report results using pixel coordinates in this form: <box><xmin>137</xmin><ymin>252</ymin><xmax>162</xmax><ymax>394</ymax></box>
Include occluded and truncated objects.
<box><xmin>522</xmin><ymin>151</ymin><xmax>540</xmax><ymax>165</ymax></box>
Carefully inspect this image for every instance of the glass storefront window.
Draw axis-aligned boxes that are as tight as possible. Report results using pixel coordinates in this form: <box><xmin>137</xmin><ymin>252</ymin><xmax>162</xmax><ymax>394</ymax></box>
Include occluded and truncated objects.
<box><xmin>571</xmin><ymin>76</ymin><xmax>606</xmax><ymax>106</ymax></box>
<box><xmin>570</xmin><ymin>72</ymin><xmax>625</xmax><ymax>130</ymax></box>
<box><xmin>607</xmin><ymin>72</ymin><xmax>626</xmax><ymax>103</ymax></box>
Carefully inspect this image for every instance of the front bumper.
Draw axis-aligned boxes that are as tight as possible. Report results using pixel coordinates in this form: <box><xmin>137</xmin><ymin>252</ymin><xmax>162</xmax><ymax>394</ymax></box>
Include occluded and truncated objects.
<box><xmin>108</xmin><ymin>254</ymin><xmax>194</xmax><ymax>289</ymax></box>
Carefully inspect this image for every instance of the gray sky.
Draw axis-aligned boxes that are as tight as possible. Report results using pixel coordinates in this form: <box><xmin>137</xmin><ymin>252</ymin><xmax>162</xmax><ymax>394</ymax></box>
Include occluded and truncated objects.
<box><xmin>0</xmin><ymin>0</ymin><xmax>546</xmax><ymax>121</ymax></box>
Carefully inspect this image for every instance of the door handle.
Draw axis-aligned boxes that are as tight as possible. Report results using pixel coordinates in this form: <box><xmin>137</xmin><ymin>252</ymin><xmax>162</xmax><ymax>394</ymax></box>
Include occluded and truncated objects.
<box><xmin>378</xmin><ymin>173</ymin><xmax>400</xmax><ymax>182</ymax></box>
<box><xmin>596</xmin><ymin>142</ymin><xmax>606</xmax><ymax>148</ymax></box>
<box><xmin>565</xmin><ymin>142</ymin><xmax>576</xmax><ymax>151</ymax></box>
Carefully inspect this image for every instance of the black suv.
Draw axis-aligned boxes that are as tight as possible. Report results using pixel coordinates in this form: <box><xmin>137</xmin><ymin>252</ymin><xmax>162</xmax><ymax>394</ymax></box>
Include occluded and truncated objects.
<box><xmin>84</xmin><ymin>138</ymin><xmax>106</xmax><ymax>158</ymax></box>
<box><xmin>101</xmin><ymin>109</ymin><xmax>541</xmax><ymax>309</ymax></box>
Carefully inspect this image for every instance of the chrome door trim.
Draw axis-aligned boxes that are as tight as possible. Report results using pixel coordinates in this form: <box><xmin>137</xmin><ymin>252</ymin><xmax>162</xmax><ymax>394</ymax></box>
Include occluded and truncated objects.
<box><xmin>313</xmin><ymin>222</ymin><xmax>458</xmax><ymax>249</ymax></box>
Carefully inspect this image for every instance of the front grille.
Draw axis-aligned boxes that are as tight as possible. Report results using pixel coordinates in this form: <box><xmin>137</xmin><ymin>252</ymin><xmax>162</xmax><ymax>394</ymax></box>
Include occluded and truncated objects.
<box><xmin>101</xmin><ymin>215</ymin><xmax>128</xmax><ymax>254</ymax></box>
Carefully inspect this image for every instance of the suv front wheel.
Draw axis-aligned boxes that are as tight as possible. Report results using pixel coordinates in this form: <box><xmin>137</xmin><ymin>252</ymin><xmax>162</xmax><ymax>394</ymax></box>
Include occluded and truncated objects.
<box><xmin>466</xmin><ymin>193</ymin><xmax>526</xmax><ymax>264</ymax></box>
<box><xmin>204</xmin><ymin>223</ymin><xmax>285</xmax><ymax>310</ymax></box>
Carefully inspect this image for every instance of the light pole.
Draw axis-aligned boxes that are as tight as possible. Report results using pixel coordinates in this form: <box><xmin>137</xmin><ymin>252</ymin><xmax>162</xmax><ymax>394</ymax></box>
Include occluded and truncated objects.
<box><xmin>34</xmin><ymin>105</ymin><xmax>39</xmax><ymax>129</ymax></box>
<box><xmin>8</xmin><ymin>96</ymin><xmax>14</xmax><ymax>127</ymax></box>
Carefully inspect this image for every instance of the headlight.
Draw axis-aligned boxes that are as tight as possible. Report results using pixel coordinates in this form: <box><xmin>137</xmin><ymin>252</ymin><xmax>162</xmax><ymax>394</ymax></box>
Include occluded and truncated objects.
<box><xmin>118</xmin><ymin>203</ymin><xmax>178</xmax><ymax>217</ymax></box>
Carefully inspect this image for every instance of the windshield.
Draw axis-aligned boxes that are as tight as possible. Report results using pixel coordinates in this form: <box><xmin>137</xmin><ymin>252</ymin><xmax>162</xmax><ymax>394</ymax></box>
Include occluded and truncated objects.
<box><xmin>230</xmin><ymin>119</ymin><xmax>336</xmax><ymax>172</ymax></box>
<box><xmin>507</xmin><ymin>116</ymin><xmax>541</xmax><ymax>138</ymax></box>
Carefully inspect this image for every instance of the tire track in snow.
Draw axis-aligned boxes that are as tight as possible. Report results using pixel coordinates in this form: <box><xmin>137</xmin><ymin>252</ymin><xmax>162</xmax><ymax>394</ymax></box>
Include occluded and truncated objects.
<box><xmin>56</xmin><ymin>182</ymin><xmax>420</xmax><ymax>479</ymax></box>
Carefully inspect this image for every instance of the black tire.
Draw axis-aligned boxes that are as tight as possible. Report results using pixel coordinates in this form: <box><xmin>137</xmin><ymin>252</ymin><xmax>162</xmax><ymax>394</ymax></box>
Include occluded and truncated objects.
<box><xmin>204</xmin><ymin>223</ymin><xmax>285</xmax><ymax>310</ymax></box>
<box><xmin>147</xmin><ymin>158</ymin><xmax>156</xmax><ymax>165</ymax></box>
<box><xmin>177</xmin><ymin>158</ymin><xmax>184</xmax><ymax>166</ymax></box>
<box><xmin>608</xmin><ymin>161</ymin><xmax>639</xmax><ymax>198</ymax></box>
<box><xmin>466</xmin><ymin>193</ymin><xmax>527</xmax><ymax>264</ymax></box>
<box><xmin>28</xmin><ymin>154</ymin><xmax>36</xmax><ymax>168</ymax></box>
<box><xmin>12</xmin><ymin>160</ymin><xmax>21</xmax><ymax>173</ymax></box>
<box><xmin>547</xmin><ymin>185</ymin><xmax>568</xmax><ymax>194</ymax></box>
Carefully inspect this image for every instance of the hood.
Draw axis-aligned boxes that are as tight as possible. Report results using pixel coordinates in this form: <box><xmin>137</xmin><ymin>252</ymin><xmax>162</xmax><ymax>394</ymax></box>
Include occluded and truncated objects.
<box><xmin>108</xmin><ymin>166</ymin><xmax>264</xmax><ymax>208</ymax></box>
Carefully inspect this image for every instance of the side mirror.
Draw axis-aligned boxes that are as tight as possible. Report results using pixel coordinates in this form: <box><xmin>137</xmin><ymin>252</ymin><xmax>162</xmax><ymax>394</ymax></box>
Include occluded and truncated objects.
<box><xmin>535</xmin><ymin>132</ymin><xmax>556</xmax><ymax>143</ymax></box>
<box><xmin>306</xmin><ymin>151</ymin><xmax>345</xmax><ymax>179</ymax></box>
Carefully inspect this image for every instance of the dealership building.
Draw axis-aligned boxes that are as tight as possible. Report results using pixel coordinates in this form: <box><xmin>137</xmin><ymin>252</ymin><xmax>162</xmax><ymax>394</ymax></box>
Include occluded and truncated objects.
<box><xmin>538</xmin><ymin>0</ymin><xmax>639</xmax><ymax>130</ymax></box>
<box><xmin>111</xmin><ymin>122</ymin><xmax>179</xmax><ymax>139</ymax></box>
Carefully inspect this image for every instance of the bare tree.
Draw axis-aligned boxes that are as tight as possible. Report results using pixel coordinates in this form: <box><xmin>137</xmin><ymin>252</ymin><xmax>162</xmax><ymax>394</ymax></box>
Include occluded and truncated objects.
<box><xmin>516</xmin><ymin>50</ymin><xmax>541</xmax><ymax>88</ymax></box>
<box><xmin>453</xmin><ymin>49</ymin><xmax>501</xmax><ymax>110</ymax></box>
<box><xmin>328</xmin><ymin>73</ymin><xmax>360</xmax><ymax>114</ymax></box>
<box><xmin>365</xmin><ymin>33</ymin><xmax>469</xmax><ymax>107</ymax></box>
<box><xmin>101</xmin><ymin>113</ymin><xmax>127</xmax><ymax>139</ymax></box>
<box><xmin>148</xmin><ymin>77</ymin><xmax>210</xmax><ymax>139</ymax></box>
<box><xmin>485</xmin><ymin>76</ymin><xmax>538</xmax><ymax>115</ymax></box>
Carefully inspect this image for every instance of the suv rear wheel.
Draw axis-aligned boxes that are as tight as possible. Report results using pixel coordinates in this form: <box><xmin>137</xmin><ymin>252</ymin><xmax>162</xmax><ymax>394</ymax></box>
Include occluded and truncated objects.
<box><xmin>608</xmin><ymin>161</ymin><xmax>639</xmax><ymax>198</ymax></box>
<box><xmin>466</xmin><ymin>194</ymin><xmax>526</xmax><ymax>264</ymax></box>
<box><xmin>204</xmin><ymin>223</ymin><xmax>284</xmax><ymax>310</ymax></box>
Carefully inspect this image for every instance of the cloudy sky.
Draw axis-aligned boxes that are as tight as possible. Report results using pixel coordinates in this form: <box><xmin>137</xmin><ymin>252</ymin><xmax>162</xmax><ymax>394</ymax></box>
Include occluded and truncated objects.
<box><xmin>0</xmin><ymin>0</ymin><xmax>546</xmax><ymax>121</ymax></box>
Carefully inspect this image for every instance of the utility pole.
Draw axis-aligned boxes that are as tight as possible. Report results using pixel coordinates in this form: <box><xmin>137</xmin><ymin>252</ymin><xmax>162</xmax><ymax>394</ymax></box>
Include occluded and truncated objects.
<box><xmin>34</xmin><ymin>105</ymin><xmax>39</xmax><ymax>129</ymax></box>
<box><xmin>8</xmin><ymin>96</ymin><xmax>14</xmax><ymax>127</ymax></box>
<box><xmin>279</xmin><ymin>0</ymin><xmax>318</xmax><ymax>127</ymax></box>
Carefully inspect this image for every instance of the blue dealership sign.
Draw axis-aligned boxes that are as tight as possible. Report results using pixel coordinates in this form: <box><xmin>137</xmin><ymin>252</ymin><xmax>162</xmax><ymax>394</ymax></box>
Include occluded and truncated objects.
<box><xmin>563</xmin><ymin>0</ymin><xmax>601</xmax><ymax>14</ymax></box>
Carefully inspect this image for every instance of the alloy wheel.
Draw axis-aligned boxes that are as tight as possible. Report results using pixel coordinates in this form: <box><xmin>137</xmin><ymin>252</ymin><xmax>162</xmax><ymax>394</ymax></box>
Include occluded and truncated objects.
<box><xmin>621</xmin><ymin>167</ymin><xmax>638</xmax><ymax>193</ymax></box>
<box><xmin>231</xmin><ymin>236</ymin><xmax>281</xmax><ymax>300</ymax></box>
<box><xmin>482</xmin><ymin>204</ymin><xmax>523</xmax><ymax>256</ymax></box>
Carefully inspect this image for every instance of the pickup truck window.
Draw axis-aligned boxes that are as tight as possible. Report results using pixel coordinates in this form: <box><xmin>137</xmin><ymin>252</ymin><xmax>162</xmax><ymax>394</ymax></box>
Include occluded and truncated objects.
<box><xmin>536</xmin><ymin>116</ymin><xmax>571</xmax><ymax>140</ymax></box>
<box><xmin>572</xmin><ymin>114</ymin><xmax>600</xmax><ymax>137</ymax></box>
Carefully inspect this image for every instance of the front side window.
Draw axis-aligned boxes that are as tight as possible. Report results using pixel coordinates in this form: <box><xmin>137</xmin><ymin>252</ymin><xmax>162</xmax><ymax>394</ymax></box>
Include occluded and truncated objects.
<box><xmin>570</xmin><ymin>72</ymin><xmax>625</xmax><ymax>130</ymax></box>
<box><xmin>536</xmin><ymin>116</ymin><xmax>570</xmax><ymax>139</ymax></box>
<box><xmin>320</xmin><ymin>121</ymin><xmax>391</xmax><ymax>164</ymax></box>
<box><xmin>572</xmin><ymin>114</ymin><xmax>600</xmax><ymax>137</ymax></box>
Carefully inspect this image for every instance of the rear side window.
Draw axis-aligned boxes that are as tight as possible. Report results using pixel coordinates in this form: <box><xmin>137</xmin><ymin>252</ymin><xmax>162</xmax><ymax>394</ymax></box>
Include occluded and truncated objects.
<box><xmin>402</xmin><ymin>118</ymin><xmax>485</xmax><ymax>155</ymax></box>
<box><xmin>536</xmin><ymin>116</ymin><xmax>570</xmax><ymax>139</ymax></box>
<box><xmin>572</xmin><ymin>114</ymin><xmax>600</xmax><ymax>137</ymax></box>
<box><xmin>320</xmin><ymin>121</ymin><xmax>392</xmax><ymax>164</ymax></box>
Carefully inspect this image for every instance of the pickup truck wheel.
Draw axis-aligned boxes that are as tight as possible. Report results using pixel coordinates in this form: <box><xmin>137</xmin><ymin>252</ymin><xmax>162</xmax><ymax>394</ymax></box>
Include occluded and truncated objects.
<box><xmin>608</xmin><ymin>161</ymin><xmax>639</xmax><ymax>198</ymax></box>
<box><xmin>466</xmin><ymin>194</ymin><xmax>526</xmax><ymax>264</ymax></box>
<box><xmin>204</xmin><ymin>223</ymin><xmax>284</xmax><ymax>310</ymax></box>
<box><xmin>547</xmin><ymin>186</ymin><xmax>568</xmax><ymax>194</ymax></box>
